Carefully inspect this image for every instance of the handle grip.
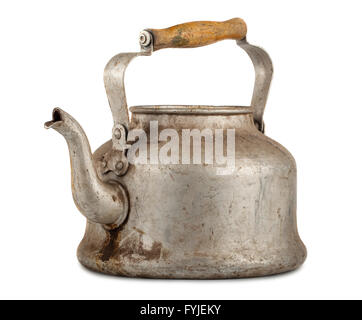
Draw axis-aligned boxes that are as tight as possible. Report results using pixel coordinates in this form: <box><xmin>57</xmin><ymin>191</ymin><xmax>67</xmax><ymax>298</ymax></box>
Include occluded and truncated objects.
<box><xmin>142</xmin><ymin>18</ymin><xmax>247</xmax><ymax>51</ymax></box>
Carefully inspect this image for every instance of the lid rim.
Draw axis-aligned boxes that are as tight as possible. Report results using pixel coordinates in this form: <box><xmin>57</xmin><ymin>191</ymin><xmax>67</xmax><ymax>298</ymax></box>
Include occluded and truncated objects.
<box><xmin>130</xmin><ymin>105</ymin><xmax>253</xmax><ymax>115</ymax></box>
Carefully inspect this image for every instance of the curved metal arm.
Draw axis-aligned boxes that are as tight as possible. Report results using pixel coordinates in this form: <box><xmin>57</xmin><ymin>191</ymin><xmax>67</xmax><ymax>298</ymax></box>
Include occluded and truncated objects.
<box><xmin>104</xmin><ymin>51</ymin><xmax>150</xmax><ymax>150</ymax></box>
<box><xmin>104</xmin><ymin>52</ymin><xmax>146</xmax><ymax>130</ymax></box>
<box><xmin>237</xmin><ymin>39</ymin><xmax>273</xmax><ymax>133</ymax></box>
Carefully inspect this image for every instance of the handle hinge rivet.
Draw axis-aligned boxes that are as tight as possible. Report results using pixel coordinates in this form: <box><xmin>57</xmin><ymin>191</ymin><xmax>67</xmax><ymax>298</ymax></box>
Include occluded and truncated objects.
<box><xmin>139</xmin><ymin>30</ymin><xmax>152</xmax><ymax>47</ymax></box>
<box><xmin>116</xmin><ymin>161</ymin><xmax>124</xmax><ymax>170</ymax></box>
<box><xmin>114</xmin><ymin>128</ymin><xmax>122</xmax><ymax>139</ymax></box>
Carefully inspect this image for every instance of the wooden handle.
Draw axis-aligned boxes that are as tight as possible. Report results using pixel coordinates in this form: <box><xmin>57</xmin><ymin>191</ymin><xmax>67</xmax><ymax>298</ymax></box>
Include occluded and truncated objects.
<box><xmin>144</xmin><ymin>18</ymin><xmax>247</xmax><ymax>51</ymax></box>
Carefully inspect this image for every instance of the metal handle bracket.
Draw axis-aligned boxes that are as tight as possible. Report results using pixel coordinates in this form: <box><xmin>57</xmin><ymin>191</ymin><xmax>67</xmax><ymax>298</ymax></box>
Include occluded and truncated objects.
<box><xmin>104</xmin><ymin>28</ymin><xmax>273</xmax><ymax>136</ymax></box>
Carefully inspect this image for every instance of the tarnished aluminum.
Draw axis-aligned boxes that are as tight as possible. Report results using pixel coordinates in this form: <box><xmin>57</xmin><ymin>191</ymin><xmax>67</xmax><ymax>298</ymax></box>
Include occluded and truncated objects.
<box><xmin>45</xmin><ymin>19</ymin><xmax>306</xmax><ymax>278</ymax></box>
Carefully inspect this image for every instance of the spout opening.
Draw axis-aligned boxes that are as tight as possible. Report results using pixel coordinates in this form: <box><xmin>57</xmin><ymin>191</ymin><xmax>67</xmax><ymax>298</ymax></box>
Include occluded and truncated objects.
<box><xmin>44</xmin><ymin>108</ymin><xmax>64</xmax><ymax>129</ymax></box>
<box><xmin>52</xmin><ymin>108</ymin><xmax>62</xmax><ymax>122</ymax></box>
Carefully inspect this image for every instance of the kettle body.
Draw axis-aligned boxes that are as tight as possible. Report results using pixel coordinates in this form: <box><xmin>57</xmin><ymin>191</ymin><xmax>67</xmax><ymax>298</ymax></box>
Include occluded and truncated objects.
<box><xmin>46</xmin><ymin>19</ymin><xmax>306</xmax><ymax>278</ymax></box>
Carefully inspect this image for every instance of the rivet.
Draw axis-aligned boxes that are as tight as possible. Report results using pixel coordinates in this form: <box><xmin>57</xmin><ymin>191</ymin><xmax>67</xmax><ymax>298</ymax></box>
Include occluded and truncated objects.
<box><xmin>114</xmin><ymin>128</ymin><xmax>121</xmax><ymax>139</ymax></box>
<box><xmin>139</xmin><ymin>31</ymin><xmax>151</xmax><ymax>47</ymax></box>
<box><xmin>115</xmin><ymin>161</ymin><xmax>124</xmax><ymax>170</ymax></box>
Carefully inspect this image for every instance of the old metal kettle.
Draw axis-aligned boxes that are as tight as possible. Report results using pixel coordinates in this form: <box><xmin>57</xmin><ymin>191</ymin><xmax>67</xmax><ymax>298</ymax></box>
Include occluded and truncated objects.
<box><xmin>45</xmin><ymin>18</ymin><xmax>306</xmax><ymax>278</ymax></box>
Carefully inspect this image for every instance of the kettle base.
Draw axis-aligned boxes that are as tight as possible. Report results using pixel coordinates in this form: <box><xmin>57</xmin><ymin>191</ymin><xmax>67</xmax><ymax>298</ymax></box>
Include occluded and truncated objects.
<box><xmin>77</xmin><ymin>242</ymin><xmax>306</xmax><ymax>279</ymax></box>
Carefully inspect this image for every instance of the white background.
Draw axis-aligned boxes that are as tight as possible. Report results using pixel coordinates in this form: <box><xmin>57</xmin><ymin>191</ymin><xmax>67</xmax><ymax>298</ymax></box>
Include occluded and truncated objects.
<box><xmin>0</xmin><ymin>0</ymin><xmax>361</xmax><ymax>299</ymax></box>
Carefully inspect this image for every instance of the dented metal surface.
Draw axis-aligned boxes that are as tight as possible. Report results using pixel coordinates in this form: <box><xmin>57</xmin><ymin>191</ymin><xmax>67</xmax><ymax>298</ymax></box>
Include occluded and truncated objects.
<box><xmin>45</xmin><ymin>19</ymin><xmax>306</xmax><ymax>278</ymax></box>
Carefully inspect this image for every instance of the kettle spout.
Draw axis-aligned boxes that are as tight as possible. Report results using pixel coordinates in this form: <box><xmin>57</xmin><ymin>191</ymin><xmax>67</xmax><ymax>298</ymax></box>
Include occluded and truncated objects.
<box><xmin>45</xmin><ymin>108</ymin><xmax>128</xmax><ymax>228</ymax></box>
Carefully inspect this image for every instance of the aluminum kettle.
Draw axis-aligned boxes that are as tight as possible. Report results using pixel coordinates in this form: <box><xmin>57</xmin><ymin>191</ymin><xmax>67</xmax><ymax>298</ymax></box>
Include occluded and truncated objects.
<box><xmin>45</xmin><ymin>18</ymin><xmax>306</xmax><ymax>278</ymax></box>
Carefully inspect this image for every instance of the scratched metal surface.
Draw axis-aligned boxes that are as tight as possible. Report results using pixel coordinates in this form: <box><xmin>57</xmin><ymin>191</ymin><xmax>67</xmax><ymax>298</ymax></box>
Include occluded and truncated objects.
<box><xmin>76</xmin><ymin>111</ymin><xmax>306</xmax><ymax>278</ymax></box>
